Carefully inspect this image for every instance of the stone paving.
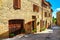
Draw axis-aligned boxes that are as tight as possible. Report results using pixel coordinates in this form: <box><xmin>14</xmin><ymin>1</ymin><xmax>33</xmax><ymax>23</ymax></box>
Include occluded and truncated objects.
<box><xmin>2</xmin><ymin>26</ymin><xmax>60</xmax><ymax>40</ymax></box>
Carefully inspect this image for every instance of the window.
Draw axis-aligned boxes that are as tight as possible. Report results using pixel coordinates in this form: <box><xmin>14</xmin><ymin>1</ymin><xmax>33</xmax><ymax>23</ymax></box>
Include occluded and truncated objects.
<box><xmin>33</xmin><ymin>4</ymin><xmax>39</xmax><ymax>12</ymax></box>
<box><xmin>13</xmin><ymin>0</ymin><xmax>21</xmax><ymax>9</ymax></box>
<box><xmin>45</xmin><ymin>12</ymin><xmax>47</xmax><ymax>17</ymax></box>
<box><xmin>32</xmin><ymin>16</ymin><xmax>36</xmax><ymax>19</ymax></box>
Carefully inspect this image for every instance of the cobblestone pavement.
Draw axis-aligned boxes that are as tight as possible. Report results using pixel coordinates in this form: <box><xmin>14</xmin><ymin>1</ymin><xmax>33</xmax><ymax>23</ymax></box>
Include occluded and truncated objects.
<box><xmin>2</xmin><ymin>26</ymin><xmax>60</xmax><ymax>40</ymax></box>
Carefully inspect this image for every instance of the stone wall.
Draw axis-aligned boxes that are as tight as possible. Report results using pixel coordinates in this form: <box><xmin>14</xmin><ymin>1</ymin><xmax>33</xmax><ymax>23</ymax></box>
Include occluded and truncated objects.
<box><xmin>57</xmin><ymin>12</ymin><xmax>60</xmax><ymax>26</ymax></box>
<box><xmin>0</xmin><ymin>0</ymin><xmax>42</xmax><ymax>37</ymax></box>
<box><xmin>42</xmin><ymin>4</ymin><xmax>52</xmax><ymax>28</ymax></box>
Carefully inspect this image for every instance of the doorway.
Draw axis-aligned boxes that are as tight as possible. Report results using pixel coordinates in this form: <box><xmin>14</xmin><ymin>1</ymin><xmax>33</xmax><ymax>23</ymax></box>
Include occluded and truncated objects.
<box><xmin>9</xmin><ymin>19</ymin><xmax>25</xmax><ymax>38</ymax></box>
<box><xmin>32</xmin><ymin>16</ymin><xmax>36</xmax><ymax>32</ymax></box>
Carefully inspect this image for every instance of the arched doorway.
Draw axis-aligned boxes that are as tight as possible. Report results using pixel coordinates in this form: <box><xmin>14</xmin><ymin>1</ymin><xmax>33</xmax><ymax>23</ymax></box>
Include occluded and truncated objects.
<box><xmin>9</xmin><ymin>19</ymin><xmax>25</xmax><ymax>38</ymax></box>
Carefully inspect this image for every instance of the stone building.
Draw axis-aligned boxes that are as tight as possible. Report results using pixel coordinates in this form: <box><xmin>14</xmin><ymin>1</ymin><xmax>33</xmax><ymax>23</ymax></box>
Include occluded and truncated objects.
<box><xmin>42</xmin><ymin>0</ymin><xmax>52</xmax><ymax>28</ymax></box>
<box><xmin>0</xmin><ymin>0</ymin><xmax>52</xmax><ymax>38</ymax></box>
<box><xmin>57</xmin><ymin>11</ymin><xmax>60</xmax><ymax>26</ymax></box>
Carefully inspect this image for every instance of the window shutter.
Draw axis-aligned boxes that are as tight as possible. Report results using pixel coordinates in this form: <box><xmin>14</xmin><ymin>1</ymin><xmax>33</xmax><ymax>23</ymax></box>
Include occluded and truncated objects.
<box><xmin>13</xmin><ymin>0</ymin><xmax>21</xmax><ymax>9</ymax></box>
<box><xmin>45</xmin><ymin>12</ymin><xmax>47</xmax><ymax>17</ymax></box>
<box><xmin>33</xmin><ymin>4</ymin><xmax>39</xmax><ymax>12</ymax></box>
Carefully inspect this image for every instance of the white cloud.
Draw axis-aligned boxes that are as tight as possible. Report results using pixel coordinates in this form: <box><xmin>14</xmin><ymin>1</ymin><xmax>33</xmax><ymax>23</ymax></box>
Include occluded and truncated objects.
<box><xmin>52</xmin><ymin>8</ymin><xmax>60</xmax><ymax>18</ymax></box>
<box><xmin>56</xmin><ymin>8</ymin><xmax>60</xmax><ymax>11</ymax></box>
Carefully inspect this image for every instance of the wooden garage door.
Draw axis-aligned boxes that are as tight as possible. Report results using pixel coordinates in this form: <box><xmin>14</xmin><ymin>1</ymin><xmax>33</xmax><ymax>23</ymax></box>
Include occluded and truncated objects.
<box><xmin>9</xmin><ymin>19</ymin><xmax>25</xmax><ymax>37</ymax></box>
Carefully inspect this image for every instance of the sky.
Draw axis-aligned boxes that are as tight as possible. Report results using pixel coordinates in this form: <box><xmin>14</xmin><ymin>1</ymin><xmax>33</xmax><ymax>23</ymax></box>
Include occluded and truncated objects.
<box><xmin>46</xmin><ymin>0</ymin><xmax>60</xmax><ymax>18</ymax></box>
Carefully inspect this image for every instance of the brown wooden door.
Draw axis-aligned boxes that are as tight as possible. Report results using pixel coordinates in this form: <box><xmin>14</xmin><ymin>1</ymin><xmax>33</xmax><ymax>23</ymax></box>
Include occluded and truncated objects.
<box><xmin>40</xmin><ymin>20</ymin><xmax>44</xmax><ymax>32</ymax></box>
<box><xmin>40</xmin><ymin>20</ymin><xmax>44</xmax><ymax>28</ymax></box>
<box><xmin>45</xmin><ymin>20</ymin><xmax>47</xmax><ymax>28</ymax></box>
<box><xmin>32</xmin><ymin>21</ymin><xmax>35</xmax><ymax>30</ymax></box>
<box><xmin>9</xmin><ymin>19</ymin><xmax>25</xmax><ymax>37</ymax></box>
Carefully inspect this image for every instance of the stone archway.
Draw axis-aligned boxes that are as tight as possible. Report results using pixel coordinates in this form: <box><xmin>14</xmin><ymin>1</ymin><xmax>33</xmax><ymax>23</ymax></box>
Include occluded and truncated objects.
<box><xmin>8</xmin><ymin>19</ymin><xmax>25</xmax><ymax>38</ymax></box>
